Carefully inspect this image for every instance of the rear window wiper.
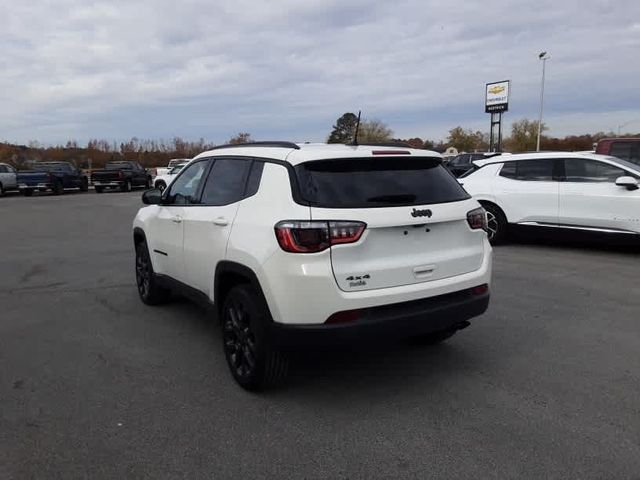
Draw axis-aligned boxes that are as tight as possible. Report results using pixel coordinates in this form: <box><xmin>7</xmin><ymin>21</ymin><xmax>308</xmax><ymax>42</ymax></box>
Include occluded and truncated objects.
<box><xmin>366</xmin><ymin>194</ymin><xmax>417</xmax><ymax>204</ymax></box>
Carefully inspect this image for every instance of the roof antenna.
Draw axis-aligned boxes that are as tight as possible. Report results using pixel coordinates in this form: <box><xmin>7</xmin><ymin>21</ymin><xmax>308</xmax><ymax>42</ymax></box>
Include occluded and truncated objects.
<box><xmin>352</xmin><ymin>110</ymin><xmax>361</xmax><ymax>146</ymax></box>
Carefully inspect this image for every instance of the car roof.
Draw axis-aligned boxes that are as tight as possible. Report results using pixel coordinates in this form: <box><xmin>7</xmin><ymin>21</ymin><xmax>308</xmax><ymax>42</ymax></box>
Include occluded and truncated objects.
<box><xmin>193</xmin><ymin>142</ymin><xmax>442</xmax><ymax>165</ymax></box>
<box><xmin>471</xmin><ymin>151</ymin><xmax>640</xmax><ymax>174</ymax></box>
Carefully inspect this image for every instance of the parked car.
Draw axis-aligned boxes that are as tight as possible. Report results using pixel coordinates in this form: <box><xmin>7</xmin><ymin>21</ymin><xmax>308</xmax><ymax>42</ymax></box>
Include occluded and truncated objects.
<box><xmin>155</xmin><ymin>158</ymin><xmax>191</xmax><ymax>177</ymax></box>
<box><xmin>153</xmin><ymin>161</ymin><xmax>188</xmax><ymax>191</ymax></box>
<box><xmin>17</xmin><ymin>161</ymin><xmax>88</xmax><ymax>196</ymax></box>
<box><xmin>447</xmin><ymin>153</ymin><xmax>500</xmax><ymax>177</ymax></box>
<box><xmin>91</xmin><ymin>161</ymin><xmax>152</xmax><ymax>193</ymax></box>
<box><xmin>133</xmin><ymin>141</ymin><xmax>492</xmax><ymax>390</ymax></box>
<box><xmin>0</xmin><ymin>163</ymin><xmax>18</xmax><ymax>196</ymax></box>
<box><xmin>459</xmin><ymin>151</ymin><xmax>640</xmax><ymax>244</ymax></box>
<box><xmin>596</xmin><ymin>138</ymin><xmax>640</xmax><ymax>166</ymax></box>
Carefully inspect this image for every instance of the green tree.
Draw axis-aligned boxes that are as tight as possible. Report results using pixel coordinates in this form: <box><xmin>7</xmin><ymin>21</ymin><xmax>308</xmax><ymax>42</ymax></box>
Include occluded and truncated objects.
<box><xmin>446</xmin><ymin>127</ymin><xmax>487</xmax><ymax>152</ymax></box>
<box><xmin>327</xmin><ymin>113</ymin><xmax>358</xmax><ymax>143</ymax></box>
<box><xmin>505</xmin><ymin>119</ymin><xmax>547</xmax><ymax>152</ymax></box>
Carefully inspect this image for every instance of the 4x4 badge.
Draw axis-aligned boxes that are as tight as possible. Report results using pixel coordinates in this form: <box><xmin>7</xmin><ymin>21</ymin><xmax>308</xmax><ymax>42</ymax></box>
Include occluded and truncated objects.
<box><xmin>411</xmin><ymin>208</ymin><xmax>432</xmax><ymax>218</ymax></box>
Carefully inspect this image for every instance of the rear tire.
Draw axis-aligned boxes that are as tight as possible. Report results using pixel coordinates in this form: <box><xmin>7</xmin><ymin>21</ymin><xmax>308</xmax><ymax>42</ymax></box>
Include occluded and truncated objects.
<box><xmin>121</xmin><ymin>180</ymin><xmax>132</xmax><ymax>192</ymax></box>
<box><xmin>80</xmin><ymin>179</ymin><xmax>89</xmax><ymax>192</ymax></box>
<box><xmin>135</xmin><ymin>240</ymin><xmax>170</xmax><ymax>305</ymax></box>
<box><xmin>483</xmin><ymin>203</ymin><xmax>508</xmax><ymax>245</ymax></box>
<box><xmin>95</xmin><ymin>186</ymin><xmax>104</xmax><ymax>193</ymax></box>
<box><xmin>0</xmin><ymin>183</ymin><xmax>4</xmax><ymax>197</ymax></box>
<box><xmin>222</xmin><ymin>284</ymin><xmax>288</xmax><ymax>391</ymax></box>
<box><xmin>23</xmin><ymin>189</ymin><xmax>34</xmax><ymax>197</ymax></box>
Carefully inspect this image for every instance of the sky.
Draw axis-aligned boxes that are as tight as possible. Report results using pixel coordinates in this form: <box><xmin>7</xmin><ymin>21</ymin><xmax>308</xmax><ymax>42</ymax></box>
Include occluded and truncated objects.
<box><xmin>2</xmin><ymin>0</ymin><xmax>640</xmax><ymax>146</ymax></box>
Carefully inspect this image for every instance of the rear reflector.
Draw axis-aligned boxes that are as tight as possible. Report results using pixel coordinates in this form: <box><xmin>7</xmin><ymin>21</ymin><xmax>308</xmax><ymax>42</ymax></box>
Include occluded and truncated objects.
<box><xmin>371</xmin><ymin>150</ymin><xmax>411</xmax><ymax>155</ymax></box>
<box><xmin>275</xmin><ymin>221</ymin><xmax>366</xmax><ymax>253</ymax></box>
<box><xmin>471</xmin><ymin>284</ymin><xmax>489</xmax><ymax>295</ymax></box>
<box><xmin>325</xmin><ymin>309</ymin><xmax>364</xmax><ymax>324</ymax></box>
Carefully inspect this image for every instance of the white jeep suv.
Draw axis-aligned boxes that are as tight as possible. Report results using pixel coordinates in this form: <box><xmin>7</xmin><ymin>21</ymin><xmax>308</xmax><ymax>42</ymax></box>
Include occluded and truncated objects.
<box><xmin>133</xmin><ymin>142</ymin><xmax>492</xmax><ymax>390</ymax></box>
<box><xmin>460</xmin><ymin>151</ymin><xmax>640</xmax><ymax>243</ymax></box>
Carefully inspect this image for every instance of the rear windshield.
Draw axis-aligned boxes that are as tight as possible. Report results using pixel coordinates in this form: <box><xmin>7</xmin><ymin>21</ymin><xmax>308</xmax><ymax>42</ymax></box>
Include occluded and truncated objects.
<box><xmin>105</xmin><ymin>163</ymin><xmax>132</xmax><ymax>170</ymax></box>
<box><xmin>295</xmin><ymin>157</ymin><xmax>469</xmax><ymax>208</ymax></box>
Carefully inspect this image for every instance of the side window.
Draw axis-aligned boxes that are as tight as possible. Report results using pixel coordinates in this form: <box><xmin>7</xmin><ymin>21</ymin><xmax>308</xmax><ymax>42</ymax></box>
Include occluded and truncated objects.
<box><xmin>609</xmin><ymin>142</ymin><xmax>632</xmax><ymax>161</ymax></box>
<box><xmin>200</xmin><ymin>158</ymin><xmax>252</xmax><ymax>205</ymax></box>
<box><xmin>165</xmin><ymin>160</ymin><xmax>209</xmax><ymax>205</ymax></box>
<box><xmin>0</xmin><ymin>165</ymin><xmax>7</xmax><ymax>173</ymax></box>
<box><xmin>564</xmin><ymin>159</ymin><xmax>629</xmax><ymax>183</ymax></box>
<box><xmin>245</xmin><ymin>161</ymin><xmax>265</xmax><ymax>198</ymax></box>
<box><xmin>499</xmin><ymin>160</ymin><xmax>555</xmax><ymax>181</ymax></box>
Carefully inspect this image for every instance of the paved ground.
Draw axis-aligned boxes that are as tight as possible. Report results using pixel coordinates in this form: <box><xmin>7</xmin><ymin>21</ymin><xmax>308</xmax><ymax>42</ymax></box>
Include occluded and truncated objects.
<box><xmin>1</xmin><ymin>190</ymin><xmax>639</xmax><ymax>479</ymax></box>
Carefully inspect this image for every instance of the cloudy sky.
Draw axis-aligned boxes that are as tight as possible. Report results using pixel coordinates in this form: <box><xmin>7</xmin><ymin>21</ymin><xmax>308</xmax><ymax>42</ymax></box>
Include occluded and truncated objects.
<box><xmin>2</xmin><ymin>0</ymin><xmax>639</xmax><ymax>145</ymax></box>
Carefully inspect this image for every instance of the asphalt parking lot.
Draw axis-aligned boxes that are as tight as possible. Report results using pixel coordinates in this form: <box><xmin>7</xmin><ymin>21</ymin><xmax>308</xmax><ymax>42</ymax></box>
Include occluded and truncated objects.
<box><xmin>1</xmin><ymin>191</ymin><xmax>639</xmax><ymax>479</ymax></box>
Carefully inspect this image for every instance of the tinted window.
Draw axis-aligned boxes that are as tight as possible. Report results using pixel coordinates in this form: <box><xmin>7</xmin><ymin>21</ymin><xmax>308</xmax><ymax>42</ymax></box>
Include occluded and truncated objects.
<box><xmin>564</xmin><ymin>159</ymin><xmax>629</xmax><ymax>183</ymax></box>
<box><xmin>295</xmin><ymin>157</ymin><xmax>469</xmax><ymax>208</ymax></box>
<box><xmin>200</xmin><ymin>159</ymin><xmax>251</xmax><ymax>205</ymax></box>
<box><xmin>0</xmin><ymin>165</ymin><xmax>7</xmax><ymax>173</ymax></box>
<box><xmin>450</xmin><ymin>155</ymin><xmax>469</xmax><ymax>166</ymax></box>
<box><xmin>165</xmin><ymin>160</ymin><xmax>209</xmax><ymax>205</ymax></box>
<box><xmin>499</xmin><ymin>160</ymin><xmax>555</xmax><ymax>181</ymax></box>
<box><xmin>245</xmin><ymin>161</ymin><xmax>264</xmax><ymax>198</ymax></box>
<box><xmin>106</xmin><ymin>163</ymin><xmax>132</xmax><ymax>170</ymax></box>
<box><xmin>609</xmin><ymin>142</ymin><xmax>640</xmax><ymax>165</ymax></box>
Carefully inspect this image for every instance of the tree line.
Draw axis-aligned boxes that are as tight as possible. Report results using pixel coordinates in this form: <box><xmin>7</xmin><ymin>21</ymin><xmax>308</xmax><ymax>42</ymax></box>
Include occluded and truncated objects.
<box><xmin>1</xmin><ymin>115</ymin><xmax>637</xmax><ymax>169</ymax></box>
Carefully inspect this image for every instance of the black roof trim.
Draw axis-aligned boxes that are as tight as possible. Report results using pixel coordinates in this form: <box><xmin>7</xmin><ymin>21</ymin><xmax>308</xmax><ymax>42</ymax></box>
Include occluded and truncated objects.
<box><xmin>210</xmin><ymin>141</ymin><xmax>300</xmax><ymax>150</ymax></box>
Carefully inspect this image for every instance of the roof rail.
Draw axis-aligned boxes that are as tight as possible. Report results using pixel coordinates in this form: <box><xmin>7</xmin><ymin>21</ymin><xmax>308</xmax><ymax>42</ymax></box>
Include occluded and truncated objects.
<box><xmin>210</xmin><ymin>141</ymin><xmax>300</xmax><ymax>150</ymax></box>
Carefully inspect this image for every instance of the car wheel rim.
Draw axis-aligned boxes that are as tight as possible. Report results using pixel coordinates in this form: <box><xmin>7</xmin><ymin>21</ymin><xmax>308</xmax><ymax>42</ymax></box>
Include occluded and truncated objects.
<box><xmin>135</xmin><ymin>249</ymin><xmax>150</xmax><ymax>298</ymax></box>
<box><xmin>486</xmin><ymin>211</ymin><xmax>498</xmax><ymax>240</ymax></box>
<box><xmin>223</xmin><ymin>300</ymin><xmax>257</xmax><ymax>378</ymax></box>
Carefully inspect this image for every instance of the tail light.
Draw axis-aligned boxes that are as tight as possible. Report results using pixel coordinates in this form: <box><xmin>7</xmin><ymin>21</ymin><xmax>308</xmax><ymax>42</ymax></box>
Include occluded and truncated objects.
<box><xmin>274</xmin><ymin>221</ymin><xmax>366</xmax><ymax>253</ymax></box>
<box><xmin>48</xmin><ymin>173</ymin><xmax>55</xmax><ymax>182</ymax></box>
<box><xmin>467</xmin><ymin>207</ymin><xmax>487</xmax><ymax>232</ymax></box>
<box><xmin>118</xmin><ymin>171</ymin><xmax>124</xmax><ymax>180</ymax></box>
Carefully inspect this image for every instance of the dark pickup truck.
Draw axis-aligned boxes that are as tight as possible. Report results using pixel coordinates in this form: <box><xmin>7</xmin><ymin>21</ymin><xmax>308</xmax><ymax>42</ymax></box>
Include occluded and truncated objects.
<box><xmin>91</xmin><ymin>161</ymin><xmax>152</xmax><ymax>193</ymax></box>
<box><xmin>17</xmin><ymin>161</ymin><xmax>89</xmax><ymax>196</ymax></box>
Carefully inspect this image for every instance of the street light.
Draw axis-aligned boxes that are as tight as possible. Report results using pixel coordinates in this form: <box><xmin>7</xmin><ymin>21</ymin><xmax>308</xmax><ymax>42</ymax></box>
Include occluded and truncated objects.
<box><xmin>618</xmin><ymin>119</ymin><xmax>640</xmax><ymax>136</ymax></box>
<box><xmin>536</xmin><ymin>51</ymin><xmax>550</xmax><ymax>151</ymax></box>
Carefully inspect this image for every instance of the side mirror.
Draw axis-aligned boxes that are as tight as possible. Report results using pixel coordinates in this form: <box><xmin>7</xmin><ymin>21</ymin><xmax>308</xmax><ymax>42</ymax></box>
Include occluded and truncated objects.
<box><xmin>142</xmin><ymin>188</ymin><xmax>163</xmax><ymax>205</ymax></box>
<box><xmin>615</xmin><ymin>176</ymin><xmax>639</xmax><ymax>190</ymax></box>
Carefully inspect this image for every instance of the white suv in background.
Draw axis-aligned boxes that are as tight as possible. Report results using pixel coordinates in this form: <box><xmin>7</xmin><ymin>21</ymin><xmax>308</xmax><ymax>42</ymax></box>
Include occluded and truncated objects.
<box><xmin>0</xmin><ymin>163</ymin><xmax>18</xmax><ymax>196</ymax></box>
<box><xmin>133</xmin><ymin>142</ymin><xmax>492</xmax><ymax>390</ymax></box>
<box><xmin>460</xmin><ymin>151</ymin><xmax>640</xmax><ymax>243</ymax></box>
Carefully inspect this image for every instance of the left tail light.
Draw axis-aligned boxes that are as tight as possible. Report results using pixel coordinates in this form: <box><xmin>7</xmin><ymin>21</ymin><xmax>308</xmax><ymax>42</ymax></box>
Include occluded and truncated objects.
<box><xmin>467</xmin><ymin>207</ymin><xmax>488</xmax><ymax>232</ymax></box>
<box><xmin>274</xmin><ymin>221</ymin><xmax>366</xmax><ymax>253</ymax></box>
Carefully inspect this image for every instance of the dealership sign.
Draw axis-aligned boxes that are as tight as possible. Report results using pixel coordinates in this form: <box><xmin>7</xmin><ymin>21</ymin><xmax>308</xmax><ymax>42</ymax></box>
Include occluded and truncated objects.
<box><xmin>485</xmin><ymin>80</ymin><xmax>510</xmax><ymax>113</ymax></box>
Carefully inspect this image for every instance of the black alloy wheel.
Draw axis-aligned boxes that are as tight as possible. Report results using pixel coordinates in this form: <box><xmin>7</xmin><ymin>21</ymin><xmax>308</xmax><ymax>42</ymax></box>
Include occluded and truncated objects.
<box><xmin>223</xmin><ymin>298</ymin><xmax>258</xmax><ymax>380</ymax></box>
<box><xmin>135</xmin><ymin>241</ymin><xmax>169</xmax><ymax>305</ymax></box>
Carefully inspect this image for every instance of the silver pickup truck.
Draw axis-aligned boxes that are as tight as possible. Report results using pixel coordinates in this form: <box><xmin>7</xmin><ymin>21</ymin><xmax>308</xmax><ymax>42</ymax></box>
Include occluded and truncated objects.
<box><xmin>0</xmin><ymin>163</ymin><xmax>18</xmax><ymax>196</ymax></box>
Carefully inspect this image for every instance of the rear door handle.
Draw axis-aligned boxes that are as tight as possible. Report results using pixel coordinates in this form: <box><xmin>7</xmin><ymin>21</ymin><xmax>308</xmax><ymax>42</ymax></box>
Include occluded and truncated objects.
<box><xmin>213</xmin><ymin>217</ymin><xmax>228</xmax><ymax>226</ymax></box>
<box><xmin>171</xmin><ymin>216</ymin><xmax>182</xmax><ymax>224</ymax></box>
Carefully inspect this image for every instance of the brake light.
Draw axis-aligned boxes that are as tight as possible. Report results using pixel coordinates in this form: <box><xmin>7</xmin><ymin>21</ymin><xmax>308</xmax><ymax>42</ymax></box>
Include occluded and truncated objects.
<box><xmin>372</xmin><ymin>150</ymin><xmax>410</xmax><ymax>155</ymax></box>
<box><xmin>118</xmin><ymin>171</ymin><xmax>124</xmax><ymax>180</ymax></box>
<box><xmin>467</xmin><ymin>207</ymin><xmax>488</xmax><ymax>232</ymax></box>
<box><xmin>274</xmin><ymin>221</ymin><xmax>366</xmax><ymax>253</ymax></box>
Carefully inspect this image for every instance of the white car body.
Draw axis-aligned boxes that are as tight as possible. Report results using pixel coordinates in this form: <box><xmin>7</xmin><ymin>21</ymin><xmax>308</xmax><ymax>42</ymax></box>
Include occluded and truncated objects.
<box><xmin>133</xmin><ymin>142</ymin><xmax>492</xmax><ymax>388</ymax></box>
<box><xmin>153</xmin><ymin>162</ymin><xmax>188</xmax><ymax>190</ymax></box>
<box><xmin>460</xmin><ymin>151</ymin><xmax>640</xmax><ymax>236</ymax></box>
<box><xmin>0</xmin><ymin>163</ymin><xmax>18</xmax><ymax>195</ymax></box>
<box><xmin>155</xmin><ymin>158</ymin><xmax>190</xmax><ymax>177</ymax></box>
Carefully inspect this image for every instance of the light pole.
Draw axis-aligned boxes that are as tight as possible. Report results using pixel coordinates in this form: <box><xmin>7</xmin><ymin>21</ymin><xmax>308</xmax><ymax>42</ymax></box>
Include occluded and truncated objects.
<box><xmin>536</xmin><ymin>51</ymin><xmax>550</xmax><ymax>151</ymax></box>
<box><xmin>618</xmin><ymin>119</ymin><xmax>640</xmax><ymax>136</ymax></box>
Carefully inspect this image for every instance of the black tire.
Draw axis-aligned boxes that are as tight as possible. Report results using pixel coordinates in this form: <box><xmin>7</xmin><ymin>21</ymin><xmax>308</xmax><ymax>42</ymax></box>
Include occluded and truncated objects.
<box><xmin>23</xmin><ymin>189</ymin><xmax>34</xmax><ymax>197</ymax></box>
<box><xmin>145</xmin><ymin>177</ymin><xmax>152</xmax><ymax>189</ymax></box>
<box><xmin>483</xmin><ymin>203</ymin><xmax>508</xmax><ymax>245</ymax></box>
<box><xmin>95</xmin><ymin>186</ymin><xmax>104</xmax><ymax>193</ymax></box>
<box><xmin>222</xmin><ymin>284</ymin><xmax>288</xmax><ymax>391</ymax></box>
<box><xmin>410</xmin><ymin>328</ymin><xmax>457</xmax><ymax>346</ymax></box>
<box><xmin>155</xmin><ymin>181</ymin><xmax>167</xmax><ymax>192</ymax></box>
<box><xmin>80</xmin><ymin>179</ymin><xmax>89</xmax><ymax>192</ymax></box>
<box><xmin>135</xmin><ymin>240</ymin><xmax>170</xmax><ymax>305</ymax></box>
<box><xmin>52</xmin><ymin>181</ymin><xmax>64</xmax><ymax>195</ymax></box>
<box><xmin>121</xmin><ymin>180</ymin><xmax>132</xmax><ymax>192</ymax></box>
<box><xmin>0</xmin><ymin>182</ymin><xmax>4</xmax><ymax>197</ymax></box>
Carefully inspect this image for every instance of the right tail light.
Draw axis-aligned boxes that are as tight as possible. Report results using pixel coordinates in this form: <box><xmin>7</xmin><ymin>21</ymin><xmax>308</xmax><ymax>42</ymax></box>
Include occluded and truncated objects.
<box><xmin>467</xmin><ymin>207</ymin><xmax>488</xmax><ymax>232</ymax></box>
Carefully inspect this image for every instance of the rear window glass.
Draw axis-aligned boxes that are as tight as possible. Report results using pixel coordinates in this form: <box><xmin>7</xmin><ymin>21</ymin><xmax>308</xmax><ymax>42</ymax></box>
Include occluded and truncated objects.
<box><xmin>295</xmin><ymin>157</ymin><xmax>469</xmax><ymax>208</ymax></box>
<box><xmin>105</xmin><ymin>163</ymin><xmax>132</xmax><ymax>170</ymax></box>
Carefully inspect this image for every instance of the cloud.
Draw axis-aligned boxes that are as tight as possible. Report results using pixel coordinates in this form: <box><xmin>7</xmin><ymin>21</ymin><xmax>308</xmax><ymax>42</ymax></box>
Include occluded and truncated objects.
<box><xmin>1</xmin><ymin>0</ymin><xmax>639</xmax><ymax>144</ymax></box>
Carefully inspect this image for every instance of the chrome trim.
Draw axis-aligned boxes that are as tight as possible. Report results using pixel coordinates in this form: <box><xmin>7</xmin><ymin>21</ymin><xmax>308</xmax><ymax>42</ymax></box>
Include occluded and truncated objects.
<box><xmin>517</xmin><ymin>221</ymin><xmax>639</xmax><ymax>235</ymax></box>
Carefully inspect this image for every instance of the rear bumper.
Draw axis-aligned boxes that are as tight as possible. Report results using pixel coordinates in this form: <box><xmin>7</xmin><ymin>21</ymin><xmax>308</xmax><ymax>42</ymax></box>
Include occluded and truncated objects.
<box><xmin>269</xmin><ymin>288</ymin><xmax>489</xmax><ymax>349</ymax></box>
<box><xmin>92</xmin><ymin>181</ymin><xmax>122</xmax><ymax>187</ymax></box>
<box><xmin>18</xmin><ymin>183</ymin><xmax>51</xmax><ymax>190</ymax></box>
